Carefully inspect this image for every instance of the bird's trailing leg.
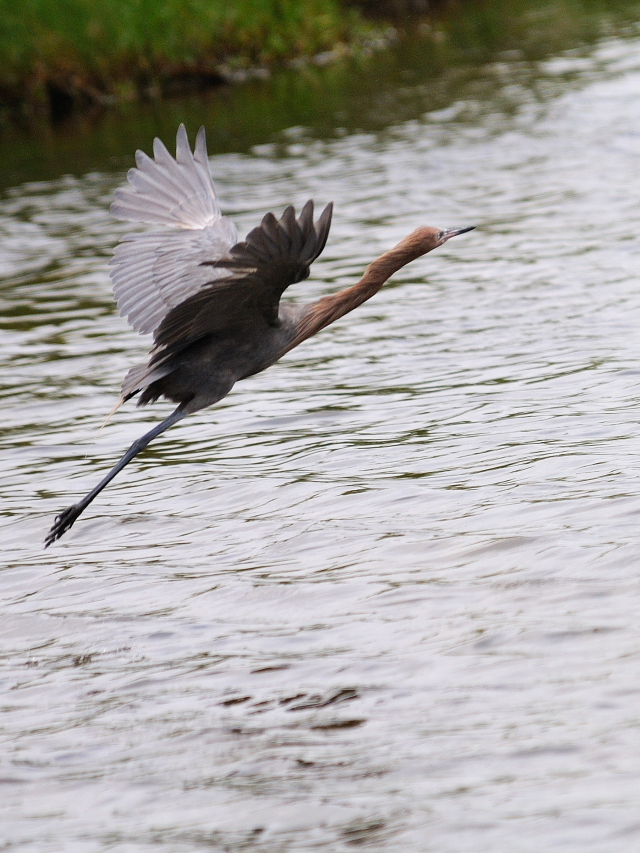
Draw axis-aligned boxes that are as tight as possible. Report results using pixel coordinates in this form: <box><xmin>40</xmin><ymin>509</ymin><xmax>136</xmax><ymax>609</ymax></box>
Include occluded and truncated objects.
<box><xmin>45</xmin><ymin>407</ymin><xmax>186</xmax><ymax>547</ymax></box>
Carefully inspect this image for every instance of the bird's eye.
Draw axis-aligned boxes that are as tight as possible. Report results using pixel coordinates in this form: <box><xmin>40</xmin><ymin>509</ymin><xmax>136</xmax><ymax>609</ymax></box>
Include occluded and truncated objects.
<box><xmin>436</xmin><ymin>230</ymin><xmax>444</xmax><ymax>241</ymax></box>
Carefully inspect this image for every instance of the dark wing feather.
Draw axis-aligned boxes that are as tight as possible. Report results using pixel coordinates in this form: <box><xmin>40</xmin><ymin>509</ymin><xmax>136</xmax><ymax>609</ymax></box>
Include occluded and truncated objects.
<box><xmin>149</xmin><ymin>200</ymin><xmax>333</xmax><ymax>364</ymax></box>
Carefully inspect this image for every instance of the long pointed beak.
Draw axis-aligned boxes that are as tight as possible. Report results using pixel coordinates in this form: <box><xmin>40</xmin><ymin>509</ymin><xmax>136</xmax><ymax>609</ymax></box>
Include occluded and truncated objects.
<box><xmin>441</xmin><ymin>225</ymin><xmax>476</xmax><ymax>241</ymax></box>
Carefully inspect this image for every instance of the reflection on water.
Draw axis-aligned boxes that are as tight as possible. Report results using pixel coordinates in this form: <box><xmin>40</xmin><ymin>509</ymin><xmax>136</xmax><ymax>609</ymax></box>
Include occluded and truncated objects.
<box><xmin>3</xmin><ymin>15</ymin><xmax>640</xmax><ymax>853</ymax></box>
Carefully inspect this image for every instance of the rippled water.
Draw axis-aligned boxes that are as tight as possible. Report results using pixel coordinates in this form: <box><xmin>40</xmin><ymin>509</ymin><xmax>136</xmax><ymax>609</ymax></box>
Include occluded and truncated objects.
<box><xmin>4</xmin><ymin>27</ymin><xmax>640</xmax><ymax>853</ymax></box>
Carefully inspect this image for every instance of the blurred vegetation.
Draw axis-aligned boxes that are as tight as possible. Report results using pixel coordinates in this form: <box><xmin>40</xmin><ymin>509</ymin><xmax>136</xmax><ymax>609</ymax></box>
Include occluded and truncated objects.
<box><xmin>0</xmin><ymin>0</ymin><xmax>639</xmax><ymax>127</ymax></box>
<box><xmin>0</xmin><ymin>0</ymin><xmax>373</xmax><ymax>120</ymax></box>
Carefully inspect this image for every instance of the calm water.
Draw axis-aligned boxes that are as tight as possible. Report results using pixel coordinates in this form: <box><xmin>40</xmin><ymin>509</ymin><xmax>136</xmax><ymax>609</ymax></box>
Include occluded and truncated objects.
<box><xmin>4</xmin><ymin>23</ymin><xmax>640</xmax><ymax>853</ymax></box>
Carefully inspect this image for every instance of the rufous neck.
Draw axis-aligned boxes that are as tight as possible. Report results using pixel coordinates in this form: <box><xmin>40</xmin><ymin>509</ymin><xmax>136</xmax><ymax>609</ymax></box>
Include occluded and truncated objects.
<box><xmin>286</xmin><ymin>229</ymin><xmax>438</xmax><ymax>351</ymax></box>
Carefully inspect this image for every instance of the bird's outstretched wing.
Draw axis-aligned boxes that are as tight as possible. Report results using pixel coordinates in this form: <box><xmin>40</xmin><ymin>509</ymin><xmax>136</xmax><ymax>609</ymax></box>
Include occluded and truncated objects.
<box><xmin>109</xmin><ymin>124</ymin><xmax>238</xmax><ymax>335</ymax></box>
<box><xmin>149</xmin><ymin>200</ymin><xmax>333</xmax><ymax>361</ymax></box>
<box><xmin>109</xmin><ymin>124</ymin><xmax>333</xmax><ymax>371</ymax></box>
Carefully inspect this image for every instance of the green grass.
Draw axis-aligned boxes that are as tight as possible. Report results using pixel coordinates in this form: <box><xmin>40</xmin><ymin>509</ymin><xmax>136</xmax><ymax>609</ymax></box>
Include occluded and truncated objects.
<box><xmin>0</xmin><ymin>0</ymin><xmax>370</xmax><ymax>110</ymax></box>
<box><xmin>1</xmin><ymin>0</ymin><xmax>639</xmax><ymax>122</ymax></box>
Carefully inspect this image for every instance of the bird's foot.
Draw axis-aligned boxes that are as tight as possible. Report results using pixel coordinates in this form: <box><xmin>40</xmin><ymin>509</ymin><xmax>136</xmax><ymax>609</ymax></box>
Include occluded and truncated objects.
<box><xmin>44</xmin><ymin>504</ymin><xmax>83</xmax><ymax>548</ymax></box>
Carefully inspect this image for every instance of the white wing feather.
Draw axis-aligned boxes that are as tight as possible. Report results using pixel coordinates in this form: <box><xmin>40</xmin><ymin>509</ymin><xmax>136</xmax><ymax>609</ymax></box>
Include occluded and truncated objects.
<box><xmin>109</xmin><ymin>124</ymin><xmax>238</xmax><ymax>335</ymax></box>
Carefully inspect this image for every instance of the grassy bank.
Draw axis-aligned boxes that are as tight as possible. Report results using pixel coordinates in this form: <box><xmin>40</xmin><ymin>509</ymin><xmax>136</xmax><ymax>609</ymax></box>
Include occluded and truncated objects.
<box><xmin>2</xmin><ymin>0</ymin><xmax>640</xmax><ymax>127</ymax></box>
<box><xmin>0</xmin><ymin>0</ymin><xmax>377</xmax><ymax>123</ymax></box>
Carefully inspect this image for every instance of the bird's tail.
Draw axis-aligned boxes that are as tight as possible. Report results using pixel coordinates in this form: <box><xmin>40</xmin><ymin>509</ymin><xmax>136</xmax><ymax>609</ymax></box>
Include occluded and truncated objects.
<box><xmin>94</xmin><ymin>396</ymin><xmax>125</xmax><ymax>441</ymax></box>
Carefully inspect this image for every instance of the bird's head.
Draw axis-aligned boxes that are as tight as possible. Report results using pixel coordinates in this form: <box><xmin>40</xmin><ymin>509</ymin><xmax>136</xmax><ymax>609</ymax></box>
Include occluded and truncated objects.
<box><xmin>397</xmin><ymin>225</ymin><xmax>475</xmax><ymax>265</ymax></box>
<box><xmin>436</xmin><ymin>225</ymin><xmax>476</xmax><ymax>245</ymax></box>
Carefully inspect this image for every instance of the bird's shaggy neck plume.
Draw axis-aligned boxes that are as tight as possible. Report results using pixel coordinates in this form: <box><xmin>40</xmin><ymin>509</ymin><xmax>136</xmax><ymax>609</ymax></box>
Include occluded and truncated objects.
<box><xmin>288</xmin><ymin>227</ymin><xmax>440</xmax><ymax>348</ymax></box>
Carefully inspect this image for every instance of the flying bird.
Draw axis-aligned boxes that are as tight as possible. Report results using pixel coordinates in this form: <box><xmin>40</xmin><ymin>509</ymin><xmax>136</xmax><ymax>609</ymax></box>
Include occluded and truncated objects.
<box><xmin>45</xmin><ymin>124</ymin><xmax>474</xmax><ymax>546</ymax></box>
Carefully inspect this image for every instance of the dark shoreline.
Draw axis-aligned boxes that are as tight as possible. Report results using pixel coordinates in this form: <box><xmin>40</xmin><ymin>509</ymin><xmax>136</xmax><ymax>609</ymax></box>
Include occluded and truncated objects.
<box><xmin>0</xmin><ymin>1</ymin><xmax>413</xmax><ymax>129</ymax></box>
<box><xmin>2</xmin><ymin>0</ymin><xmax>639</xmax><ymax>132</ymax></box>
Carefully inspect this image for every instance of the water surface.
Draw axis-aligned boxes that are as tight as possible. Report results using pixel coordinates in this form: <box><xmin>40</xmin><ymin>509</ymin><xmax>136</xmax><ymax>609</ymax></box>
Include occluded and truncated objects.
<box><xmin>3</xmin><ymin>21</ymin><xmax>640</xmax><ymax>853</ymax></box>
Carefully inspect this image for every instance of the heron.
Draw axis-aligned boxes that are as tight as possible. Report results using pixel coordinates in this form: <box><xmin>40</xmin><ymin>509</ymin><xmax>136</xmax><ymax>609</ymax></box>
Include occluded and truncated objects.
<box><xmin>45</xmin><ymin>124</ymin><xmax>474</xmax><ymax>546</ymax></box>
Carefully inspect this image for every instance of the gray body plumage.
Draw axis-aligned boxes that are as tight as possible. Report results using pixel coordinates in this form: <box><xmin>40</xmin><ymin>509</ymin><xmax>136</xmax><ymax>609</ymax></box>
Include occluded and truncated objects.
<box><xmin>110</xmin><ymin>124</ymin><xmax>332</xmax><ymax>414</ymax></box>
<box><xmin>129</xmin><ymin>302</ymin><xmax>305</xmax><ymax>414</ymax></box>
